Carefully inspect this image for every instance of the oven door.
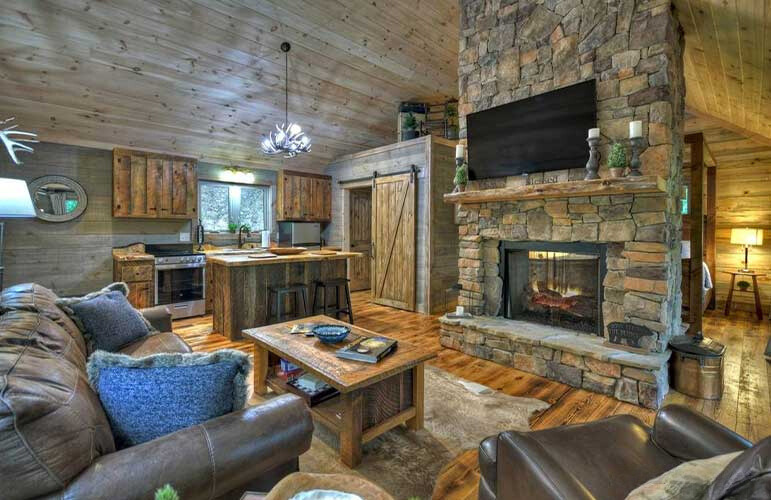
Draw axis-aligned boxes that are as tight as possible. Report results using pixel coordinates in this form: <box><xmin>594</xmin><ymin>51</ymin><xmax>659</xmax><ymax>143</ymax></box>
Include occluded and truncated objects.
<box><xmin>154</xmin><ymin>263</ymin><xmax>205</xmax><ymax>318</ymax></box>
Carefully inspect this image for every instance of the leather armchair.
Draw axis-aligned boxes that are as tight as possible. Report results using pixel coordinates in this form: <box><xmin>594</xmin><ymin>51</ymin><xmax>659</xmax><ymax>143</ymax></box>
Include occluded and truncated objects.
<box><xmin>479</xmin><ymin>404</ymin><xmax>752</xmax><ymax>500</ymax></box>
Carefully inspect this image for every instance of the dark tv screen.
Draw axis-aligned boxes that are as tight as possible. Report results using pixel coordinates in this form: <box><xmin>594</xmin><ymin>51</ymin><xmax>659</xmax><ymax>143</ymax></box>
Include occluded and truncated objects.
<box><xmin>467</xmin><ymin>80</ymin><xmax>596</xmax><ymax>180</ymax></box>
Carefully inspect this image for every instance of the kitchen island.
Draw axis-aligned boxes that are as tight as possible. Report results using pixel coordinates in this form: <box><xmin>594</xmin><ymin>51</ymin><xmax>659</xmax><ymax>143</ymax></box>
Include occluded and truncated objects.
<box><xmin>209</xmin><ymin>251</ymin><xmax>361</xmax><ymax>340</ymax></box>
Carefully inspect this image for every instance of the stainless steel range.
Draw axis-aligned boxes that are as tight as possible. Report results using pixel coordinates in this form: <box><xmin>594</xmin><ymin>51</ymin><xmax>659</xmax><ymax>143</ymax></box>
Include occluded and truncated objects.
<box><xmin>145</xmin><ymin>244</ymin><xmax>206</xmax><ymax>319</ymax></box>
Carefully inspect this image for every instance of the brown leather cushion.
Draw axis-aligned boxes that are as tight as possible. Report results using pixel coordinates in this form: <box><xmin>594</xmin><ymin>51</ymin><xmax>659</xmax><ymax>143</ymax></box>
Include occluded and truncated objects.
<box><xmin>705</xmin><ymin>437</ymin><xmax>771</xmax><ymax>499</ymax></box>
<box><xmin>0</xmin><ymin>310</ymin><xmax>86</xmax><ymax>371</ymax></box>
<box><xmin>0</xmin><ymin>310</ymin><xmax>115</xmax><ymax>499</ymax></box>
<box><xmin>118</xmin><ymin>332</ymin><xmax>193</xmax><ymax>356</ymax></box>
<box><xmin>479</xmin><ymin>435</ymin><xmax>497</xmax><ymax>491</ymax></box>
<box><xmin>0</xmin><ymin>283</ymin><xmax>87</xmax><ymax>357</ymax></box>
<box><xmin>520</xmin><ymin>415</ymin><xmax>682</xmax><ymax>499</ymax></box>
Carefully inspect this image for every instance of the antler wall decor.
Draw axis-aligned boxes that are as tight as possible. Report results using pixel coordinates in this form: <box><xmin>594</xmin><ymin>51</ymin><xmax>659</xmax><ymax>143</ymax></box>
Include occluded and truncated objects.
<box><xmin>1</xmin><ymin>117</ymin><xmax>38</xmax><ymax>165</ymax></box>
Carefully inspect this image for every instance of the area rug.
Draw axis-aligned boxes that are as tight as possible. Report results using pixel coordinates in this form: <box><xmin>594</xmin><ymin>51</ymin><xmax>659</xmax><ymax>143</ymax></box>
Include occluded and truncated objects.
<box><xmin>252</xmin><ymin>366</ymin><xmax>549</xmax><ymax>499</ymax></box>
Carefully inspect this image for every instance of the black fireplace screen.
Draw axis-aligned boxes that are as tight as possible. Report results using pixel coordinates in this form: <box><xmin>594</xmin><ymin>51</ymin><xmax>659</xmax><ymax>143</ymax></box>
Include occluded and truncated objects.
<box><xmin>501</xmin><ymin>241</ymin><xmax>606</xmax><ymax>335</ymax></box>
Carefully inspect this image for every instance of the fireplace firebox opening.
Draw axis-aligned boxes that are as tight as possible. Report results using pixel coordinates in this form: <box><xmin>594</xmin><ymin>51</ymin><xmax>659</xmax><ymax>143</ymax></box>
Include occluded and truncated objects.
<box><xmin>500</xmin><ymin>241</ymin><xmax>607</xmax><ymax>336</ymax></box>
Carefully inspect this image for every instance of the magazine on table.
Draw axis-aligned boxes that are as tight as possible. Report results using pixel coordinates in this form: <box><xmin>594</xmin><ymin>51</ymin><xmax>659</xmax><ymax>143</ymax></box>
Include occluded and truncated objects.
<box><xmin>336</xmin><ymin>336</ymin><xmax>397</xmax><ymax>363</ymax></box>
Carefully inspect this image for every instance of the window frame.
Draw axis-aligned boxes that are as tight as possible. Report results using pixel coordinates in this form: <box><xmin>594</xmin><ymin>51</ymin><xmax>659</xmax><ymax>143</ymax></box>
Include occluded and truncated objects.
<box><xmin>197</xmin><ymin>179</ymin><xmax>271</xmax><ymax>233</ymax></box>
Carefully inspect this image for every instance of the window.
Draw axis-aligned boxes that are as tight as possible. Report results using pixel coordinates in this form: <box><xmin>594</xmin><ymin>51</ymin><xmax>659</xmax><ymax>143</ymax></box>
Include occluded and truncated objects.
<box><xmin>198</xmin><ymin>181</ymin><xmax>269</xmax><ymax>232</ymax></box>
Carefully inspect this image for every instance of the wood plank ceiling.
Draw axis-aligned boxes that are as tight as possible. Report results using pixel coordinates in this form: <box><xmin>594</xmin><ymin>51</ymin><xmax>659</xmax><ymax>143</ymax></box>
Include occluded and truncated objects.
<box><xmin>0</xmin><ymin>0</ymin><xmax>458</xmax><ymax>171</ymax></box>
<box><xmin>1</xmin><ymin>1</ymin><xmax>769</xmax><ymax>172</ymax></box>
<box><xmin>674</xmin><ymin>0</ymin><xmax>771</xmax><ymax>142</ymax></box>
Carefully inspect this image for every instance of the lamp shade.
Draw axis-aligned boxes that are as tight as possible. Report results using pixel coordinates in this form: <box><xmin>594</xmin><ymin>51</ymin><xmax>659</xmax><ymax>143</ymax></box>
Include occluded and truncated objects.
<box><xmin>0</xmin><ymin>178</ymin><xmax>35</xmax><ymax>217</ymax></box>
<box><xmin>730</xmin><ymin>228</ymin><xmax>764</xmax><ymax>246</ymax></box>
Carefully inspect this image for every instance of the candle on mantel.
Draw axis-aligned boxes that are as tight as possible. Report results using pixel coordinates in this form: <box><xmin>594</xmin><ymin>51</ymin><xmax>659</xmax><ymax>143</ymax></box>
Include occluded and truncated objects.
<box><xmin>455</xmin><ymin>144</ymin><xmax>465</xmax><ymax>159</ymax></box>
<box><xmin>588</xmin><ymin>128</ymin><xmax>600</xmax><ymax>139</ymax></box>
<box><xmin>629</xmin><ymin>120</ymin><xmax>643</xmax><ymax>138</ymax></box>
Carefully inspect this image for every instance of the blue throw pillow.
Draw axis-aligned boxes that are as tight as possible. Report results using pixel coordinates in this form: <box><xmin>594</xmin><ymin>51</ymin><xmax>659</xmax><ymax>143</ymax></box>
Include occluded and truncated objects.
<box><xmin>87</xmin><ymin>349</ymin><xmax>251</xmax><ymax>448</ymax></box>
<box><xmin>57</xmin><ymin>282</ymin><xmax>153</xmax><ymax>353</ymax></box>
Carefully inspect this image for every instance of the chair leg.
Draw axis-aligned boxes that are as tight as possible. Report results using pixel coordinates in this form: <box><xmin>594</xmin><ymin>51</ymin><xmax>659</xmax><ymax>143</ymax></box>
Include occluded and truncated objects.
<box><xmin>276</xmin><ymin>291</ymin><xmax>284</xmax><ymax>323</ymax></box>
<box><xmin>311</xmin><ymin>284</ymin><xmax>319</xmax><ymax>315</ymax></box>
<box><xmin>322</xmin><ymin>286</ymin><xmax>329</xmax><ymax>317</ymax></box>
<box><xmin>334</xmin><ymin>285</ymin><xmax>341</xmax><ymax>320</ymax></box>
<box><xmin>267</xmin><ymin>291</ymin><xmax>273</xmax><ymax>325</ymax></box>
<box><xmin>344</xmin><ymin>282</ymin><xmax>354</xmax><ymax>324</ymax></box>
<box><xmin>300</xmin><ymin>287</ymin><xmax>308</xmax><ymax>317</ymax></box>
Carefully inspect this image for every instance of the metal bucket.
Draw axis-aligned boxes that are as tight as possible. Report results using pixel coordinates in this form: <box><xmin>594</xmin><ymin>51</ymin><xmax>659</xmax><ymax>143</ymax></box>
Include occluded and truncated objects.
<box><xmin>671</xmin><ymin>351</ymin><xmax>724</xmax><ymax>400</ymax></box>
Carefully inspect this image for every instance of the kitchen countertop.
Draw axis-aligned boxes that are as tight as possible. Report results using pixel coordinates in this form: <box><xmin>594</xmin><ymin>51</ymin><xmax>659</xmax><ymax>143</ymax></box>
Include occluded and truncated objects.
<box><xmin>112</xmin><ymin>253</ymin><xmax>154</xmax><ymax>262</ymax></box>
<box><xmin>207</xmin><ymin>251</ymin><xmax>362</xmax><ymax>267</ymax></box>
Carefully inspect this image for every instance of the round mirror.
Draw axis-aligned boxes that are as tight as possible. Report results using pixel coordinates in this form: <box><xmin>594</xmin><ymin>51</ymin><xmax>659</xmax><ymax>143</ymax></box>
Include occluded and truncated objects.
<box><xmin>28</xmin><ymin>176</ymin><xmax>88</xmax><ymax>222</ymax></box>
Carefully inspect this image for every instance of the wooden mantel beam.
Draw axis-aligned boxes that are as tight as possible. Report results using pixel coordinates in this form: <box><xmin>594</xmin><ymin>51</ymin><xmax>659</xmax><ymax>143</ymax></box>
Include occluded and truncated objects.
<box><xmin>443</xmin><ymin>176</ymin><xmax>667</xmax><ymax>204</ymax></box>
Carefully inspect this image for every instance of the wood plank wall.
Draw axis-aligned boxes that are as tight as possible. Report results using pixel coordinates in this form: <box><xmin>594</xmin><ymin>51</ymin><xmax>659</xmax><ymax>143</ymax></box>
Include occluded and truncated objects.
<box><xmin>0</xmin><ymin>142</ymin><xmax>188</xmax><ymax>295</ymax></box>
<box><xmin>686</xmin><ymin>115</ymin><xmax>771</xmax><ymax>314</ymax></box>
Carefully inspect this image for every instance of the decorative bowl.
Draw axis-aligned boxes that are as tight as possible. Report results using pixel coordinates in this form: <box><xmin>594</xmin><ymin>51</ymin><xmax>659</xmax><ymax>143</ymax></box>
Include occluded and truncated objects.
<box><xmin>313</xmin><ymin>324</ymin><xmax>350</xmax><ymax>344</ymax></box>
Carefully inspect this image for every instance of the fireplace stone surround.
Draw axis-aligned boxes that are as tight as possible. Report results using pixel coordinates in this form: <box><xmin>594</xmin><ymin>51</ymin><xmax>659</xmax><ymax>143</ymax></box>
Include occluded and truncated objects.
<box><xmin>439</xmin><ymin>189</ymin><xmax>679</xmax><ymax>409</ymax></box>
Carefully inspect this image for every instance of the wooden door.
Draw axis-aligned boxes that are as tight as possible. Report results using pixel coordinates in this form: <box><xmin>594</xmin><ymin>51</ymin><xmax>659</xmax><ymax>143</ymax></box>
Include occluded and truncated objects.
<box><xmin>371</xmin><ymin>172</ymin><xmax>416</xmax><ymax>310</ymax></box>
<box><xmin>349</xmin><ymin>188</ymin><xmax>372</xmax><ymax>291</ymax></box>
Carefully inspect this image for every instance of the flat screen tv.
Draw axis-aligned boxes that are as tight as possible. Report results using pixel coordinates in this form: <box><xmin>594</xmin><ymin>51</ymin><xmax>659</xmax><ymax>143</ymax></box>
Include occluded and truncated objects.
<box><xmin>467</xmin><ymin>80</ymin><xmax>596</xmax><ymax>180</ymax></box>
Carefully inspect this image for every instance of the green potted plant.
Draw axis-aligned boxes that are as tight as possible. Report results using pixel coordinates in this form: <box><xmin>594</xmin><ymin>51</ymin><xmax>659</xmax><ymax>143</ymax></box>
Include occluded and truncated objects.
<box><xmin>446</xmin><ymin>106</ymin><xmax>459</xmax><ymax>140</ymax></box>
<box><xmin>608</xmin><ymin>142</ymin><xmax>627</xmax><ymax>178</ymax></box>
<box><xmin>737</xmin><ymin>280</ymin><xmax>751</xmax><ymax>292</ymax></box>
<box><xmin>227</xmin><ymin>222</ymin><xmax>238</xmax><ymax>233</ymax></box>
<box><xmin>402</xmin><ymin>112</ymin><xmax>419</xmax><ymax>140</ymax></box>
<box><xmin>155</xmin><ymin>485</ymin><xmax>180</xmax><ymax>500</ymax></box>
<box><xmin>453</xmin><ymin>159</ymin><xmax>468</xmax><ymax>193</ymax></box>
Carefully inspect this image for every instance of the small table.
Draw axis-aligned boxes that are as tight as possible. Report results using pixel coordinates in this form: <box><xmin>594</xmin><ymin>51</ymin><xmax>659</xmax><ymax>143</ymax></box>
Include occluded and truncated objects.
<box><xmin>243</xmin><ymin>316</ymin><xmax>436</xmax><ymax>468</ymax></box>
<box><xmin>723</xmin><ymin>271</ymin><xmax>766</xmax><ymax>320</ymax></box>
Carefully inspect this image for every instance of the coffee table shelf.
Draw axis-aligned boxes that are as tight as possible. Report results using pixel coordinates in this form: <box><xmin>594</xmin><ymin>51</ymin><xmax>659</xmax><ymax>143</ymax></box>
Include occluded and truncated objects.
<box><xmin>244</xmin><ymin>316</ymin><xmax>436</xmax><ymax>467</ymax></box>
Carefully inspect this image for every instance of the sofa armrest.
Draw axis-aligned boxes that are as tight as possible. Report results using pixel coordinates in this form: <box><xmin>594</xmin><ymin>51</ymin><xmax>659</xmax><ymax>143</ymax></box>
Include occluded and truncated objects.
<box><xmin>141</xmin><ymin>305</ymin><xmax>173</xmax><ymax>332</ymax></box>
<box><xmin>59</xmin><ymin>394</ymin><xmax>313</xmax><ymax>500</ymax></box>
<box><xmin>652</xmin><ymin>404</ymin><xmax>751</xmax><ymax>461</ymax></box>
<box><xmin>497</xmin><ymin>432</ymin><xmax>596</xmax><ymax>500</ymax></box>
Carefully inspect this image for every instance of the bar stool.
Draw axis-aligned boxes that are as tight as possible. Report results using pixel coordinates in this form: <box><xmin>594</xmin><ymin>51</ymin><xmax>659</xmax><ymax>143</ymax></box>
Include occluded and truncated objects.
<box><xmin>311</xmin><ymin>278</ymin><xmax>354</xmax><ymax>324</ymax></box>
<box><xmin>267</xmin><ymin>284</ymin><xmax>309</xmax><ymax>324</ymax></box>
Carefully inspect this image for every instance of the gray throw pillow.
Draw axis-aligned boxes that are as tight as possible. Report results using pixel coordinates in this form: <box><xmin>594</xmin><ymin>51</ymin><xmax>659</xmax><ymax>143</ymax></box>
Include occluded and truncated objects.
<box><xmin>87</xmin><ymin>349</ymin><xmax>251</xmax><ymax>448</ymax></box>
<box><xmin>625</xmin><ymin>452</ymin><xmax>741</xmax><ymax>500</ymax></box>
<box><xmin>58</xmin><ymin>283</ymin><xmax>152</xmax><ymax>352</ymax></box>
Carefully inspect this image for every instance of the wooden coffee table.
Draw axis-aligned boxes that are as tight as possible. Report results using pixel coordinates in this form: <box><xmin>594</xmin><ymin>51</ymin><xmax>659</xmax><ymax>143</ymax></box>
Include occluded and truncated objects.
<box><xmin>243</xmin><ymin>316</ymin><xmax>436</xmax><ymax>467</ymax></box>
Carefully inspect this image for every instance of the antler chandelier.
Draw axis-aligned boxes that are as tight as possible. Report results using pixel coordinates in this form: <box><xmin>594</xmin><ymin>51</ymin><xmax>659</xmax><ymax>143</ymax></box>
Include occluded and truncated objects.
<box><xmin>1</xmin><ymin>117</ymin><xmax>37</xmax><ymax>165</ymax></box>
<box><xmin>260</xmin><ymin>42</ymin><xmax>311</xmax><ymax>158</ymax></box>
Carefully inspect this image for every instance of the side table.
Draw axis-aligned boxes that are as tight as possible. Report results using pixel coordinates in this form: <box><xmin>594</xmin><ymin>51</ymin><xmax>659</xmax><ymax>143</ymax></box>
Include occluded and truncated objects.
<box><xmin>723</xmin><ymin>271</ymin><xmax>766</xmax><ymax>321</ymax></box>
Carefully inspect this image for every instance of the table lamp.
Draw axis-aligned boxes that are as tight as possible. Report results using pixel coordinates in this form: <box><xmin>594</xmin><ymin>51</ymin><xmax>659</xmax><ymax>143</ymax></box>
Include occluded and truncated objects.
<box><xmin>0</xmin><ymin>177</ymin><xmax>36</xmax><ymax>289</ymax></box>
<box><xmin>730</xmin><ymin>227</ymin><xmax>764</xmax><ymax>272</ymax></box>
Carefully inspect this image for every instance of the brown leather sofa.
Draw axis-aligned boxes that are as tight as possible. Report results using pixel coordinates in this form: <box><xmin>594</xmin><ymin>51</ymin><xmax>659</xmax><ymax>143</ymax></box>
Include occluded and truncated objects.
<box><xmin>478</xmin><ymin>404</ymin><xmax>755</xmax><ymax>500</ymax></box>
<box><xmin>0</xmin><ymin>283</ymin><xmax>314</xmax><ymax>500</ymax></box>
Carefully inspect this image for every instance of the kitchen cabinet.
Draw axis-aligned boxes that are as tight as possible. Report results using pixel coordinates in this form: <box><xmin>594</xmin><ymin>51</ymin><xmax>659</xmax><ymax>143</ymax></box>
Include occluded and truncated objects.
<box><xmin>277</xmin><ymin>170</ymin><xmax>332</xmax><ymax>221</ymax></box>
<box><xmin>113</xmin><ymin>149</ymin><xmax>198</xmax><ymax>219</ymax></box>
<box><xmin>113</xmin><ymin>258</ymin><xmax>154</xmax><ymax>309</ymax></box>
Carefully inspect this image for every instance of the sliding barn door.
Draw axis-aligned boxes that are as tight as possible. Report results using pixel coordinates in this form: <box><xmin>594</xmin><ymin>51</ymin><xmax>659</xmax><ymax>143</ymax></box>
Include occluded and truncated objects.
<box><xmin>349</xmin><ymin>188</ymin><xmax>372</xmax><ymax>292</ymax></box>
<box><xmin>372</xmin><ymin>172</ymin><xmax>416</xmax><ymax>311</ymax></box>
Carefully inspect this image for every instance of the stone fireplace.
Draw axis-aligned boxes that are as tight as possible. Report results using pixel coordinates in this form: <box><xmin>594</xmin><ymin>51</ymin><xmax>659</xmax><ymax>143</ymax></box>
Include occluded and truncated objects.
<box><xmin>500</xmin><ymin>241</ymin><xmax>606</xmax><ymax>335</ymax></box>
<box><xmin>441</xmin><ymin>1</ymin><xmax>686</xmax><ymax>408</ymax></box>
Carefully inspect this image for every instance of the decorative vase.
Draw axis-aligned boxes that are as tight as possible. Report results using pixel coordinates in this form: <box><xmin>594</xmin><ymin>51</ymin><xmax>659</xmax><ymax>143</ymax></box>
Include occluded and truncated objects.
<box><xmin>609</xmin><ymin>167</ymin><xmax>624</xmax><ymax>178</ymax></box>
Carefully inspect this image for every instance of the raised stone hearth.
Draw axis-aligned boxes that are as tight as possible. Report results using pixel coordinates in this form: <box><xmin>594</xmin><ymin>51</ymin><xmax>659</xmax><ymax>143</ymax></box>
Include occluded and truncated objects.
<box><xmin>439</xmin><ymin>315</ymin><xmax>670</xmax><ymax>409</ymax></box>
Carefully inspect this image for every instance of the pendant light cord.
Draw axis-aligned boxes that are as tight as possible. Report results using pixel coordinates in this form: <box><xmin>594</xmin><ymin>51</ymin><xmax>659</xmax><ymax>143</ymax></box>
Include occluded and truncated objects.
<box><xmin>285</xmin><ymin>49</ymin><xmax>289</xmax><ymax>125</ymax></box>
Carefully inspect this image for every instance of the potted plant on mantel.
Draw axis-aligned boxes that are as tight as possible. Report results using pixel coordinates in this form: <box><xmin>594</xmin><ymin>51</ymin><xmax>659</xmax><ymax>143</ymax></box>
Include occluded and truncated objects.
<box><xmin>608</xmin><ymin>142</ymin><xmax>627</xmax><ymax>178</ymax></box>
<box><xmin>402</xmin><ymin>112</ymin><xmax>419</xmax><ymax>140</ymax></box>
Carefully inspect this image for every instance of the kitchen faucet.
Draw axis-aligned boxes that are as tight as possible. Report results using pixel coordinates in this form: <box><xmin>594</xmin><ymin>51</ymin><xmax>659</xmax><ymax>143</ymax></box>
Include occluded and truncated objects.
<box><xmin>238</xmin><ymin>224</ymin><xmax>251</xmax><ymax>248</ymax></box>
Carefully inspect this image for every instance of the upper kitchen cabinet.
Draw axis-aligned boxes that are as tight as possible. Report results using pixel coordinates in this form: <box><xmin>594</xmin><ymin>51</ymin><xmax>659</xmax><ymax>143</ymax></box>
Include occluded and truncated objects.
<box><xmin>113</xmin><ymin>149</ymin><xmax>198</xmax><ymax>219</ymax></box>
<box><xmin>277</xmin><ymin>170</ymin><xmax>332</xmax><ymax>221</ymax></box>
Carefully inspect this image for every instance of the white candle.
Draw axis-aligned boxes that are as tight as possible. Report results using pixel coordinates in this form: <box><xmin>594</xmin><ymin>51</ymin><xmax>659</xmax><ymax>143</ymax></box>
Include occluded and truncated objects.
<box><xmin>629</xmin><ymin>120</ymin><xmax>642</xmax><ymax>138</ymax></box>
<box><xmin>588</xmin><ymin>128</ymin><xmax>600</xmax><ymax>139</ymax></box>
<box><xmin>455</xmin><ymin>305</ymin><xmax>465</xmax><ymax>316</ymax></box>
<box><xmin>455</xmin><ymin>144</ymin><xmax>465</xmax><ymax>159</ymax></box>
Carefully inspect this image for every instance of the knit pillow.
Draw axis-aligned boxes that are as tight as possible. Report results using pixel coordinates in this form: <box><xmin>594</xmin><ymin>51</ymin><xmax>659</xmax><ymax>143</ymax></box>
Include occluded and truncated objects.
<box><xmin>87</xmin><ymin>349</ymin><xmax>250</xmax><ymax>448</ymax></box>
<box><xmin>57</xmin><ymin>283</ymin><xmax>153</xmax><ymax>353</ymax></box>
<box><xmin>625</xmin><ymin>451</ymin><xmax>741</xmax><ymax>499</ymax></box>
